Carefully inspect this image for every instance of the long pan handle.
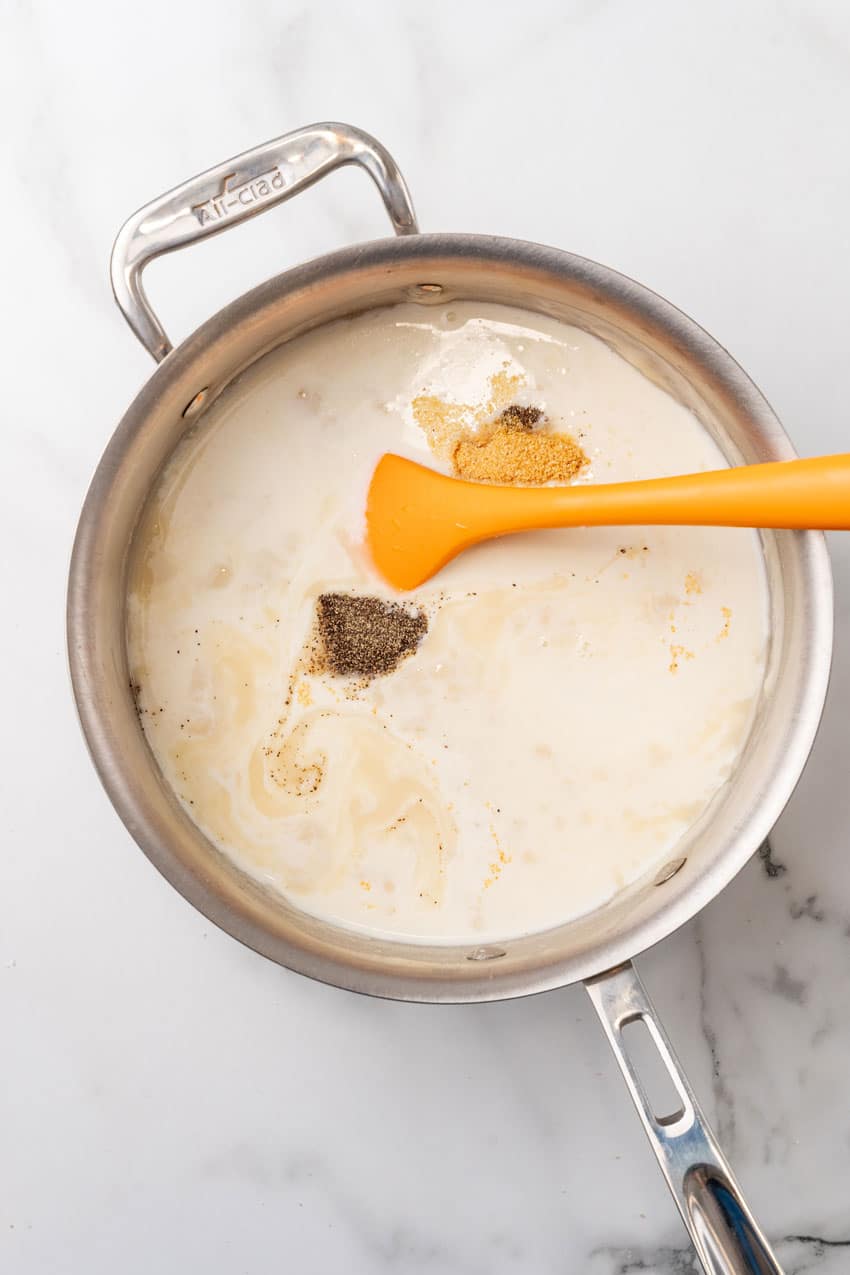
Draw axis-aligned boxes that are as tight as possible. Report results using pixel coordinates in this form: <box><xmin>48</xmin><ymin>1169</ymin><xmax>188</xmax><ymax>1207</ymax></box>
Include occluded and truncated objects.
<box><xmin>585</xmin><ymin>961</ymin><xmax>783</xmax><ymax>1275</ymax></box>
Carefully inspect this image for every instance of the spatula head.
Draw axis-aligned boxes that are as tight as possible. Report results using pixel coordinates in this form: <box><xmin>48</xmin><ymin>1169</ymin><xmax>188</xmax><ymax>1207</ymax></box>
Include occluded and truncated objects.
<box><xmin>366</xmin><ymin>453</ymin><xmax>484</xmax><ymax>591</ymax></box>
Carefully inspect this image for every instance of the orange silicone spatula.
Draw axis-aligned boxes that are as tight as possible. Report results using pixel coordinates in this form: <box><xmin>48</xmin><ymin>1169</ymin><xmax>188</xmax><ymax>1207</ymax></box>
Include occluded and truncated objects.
<box><xmin>366</xmin><ymin>451</ymin><xmax>850</xmax><ymax>591</ymax></box>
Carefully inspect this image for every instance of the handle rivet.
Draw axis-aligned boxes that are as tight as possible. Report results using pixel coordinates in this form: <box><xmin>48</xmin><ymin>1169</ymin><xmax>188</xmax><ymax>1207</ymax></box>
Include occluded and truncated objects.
<box><xmin>654</xmin><ymin>857</ymin><xmax>687</xmax><ymax>886</ymax></box>
<box><xmin>182</xmin><ymin>388</ymin><xmax>209</xmax><ymax>419</ymax></box>
<box><xmin>411</xmin><ymin>283</ymin><xmax>444</xmax><ymax>299</ymax></box>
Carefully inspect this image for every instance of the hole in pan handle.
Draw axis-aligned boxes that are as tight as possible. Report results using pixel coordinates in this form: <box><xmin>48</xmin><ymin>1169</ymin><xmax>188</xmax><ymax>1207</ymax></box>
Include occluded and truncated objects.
<box><xmin>110</xmin><ymin>122</ymin><xmax>419</xmax><ymax>363</ymax></box>
<box><xmin>585</xmin><ymin>961</ymin><xmax>784</xmax><ymax>1275</ymax></box>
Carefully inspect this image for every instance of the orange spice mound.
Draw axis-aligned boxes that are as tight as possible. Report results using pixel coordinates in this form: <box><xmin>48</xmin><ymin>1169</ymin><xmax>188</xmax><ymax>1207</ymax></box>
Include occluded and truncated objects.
<box><xmin>453</xmin><ymin>425</ymin><xmax>588</xmax><ymax>485</ymax></box>
<box><xmin>410</xmin><ymin>395</ymin><xmax>471</xmax><ymax>457</ymax></box>
<box><xmin>412</xmin><ymin>369</ymin><xmax>524</xmax><ymax>458</ymax></box>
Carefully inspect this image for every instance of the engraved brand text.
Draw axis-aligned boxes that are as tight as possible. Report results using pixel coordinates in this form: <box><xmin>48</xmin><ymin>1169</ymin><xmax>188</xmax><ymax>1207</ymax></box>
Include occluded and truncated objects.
<box><xmin>192</xmin><ymin>168</ymin><xmax>286</xmax><ymax>226</ymax></box>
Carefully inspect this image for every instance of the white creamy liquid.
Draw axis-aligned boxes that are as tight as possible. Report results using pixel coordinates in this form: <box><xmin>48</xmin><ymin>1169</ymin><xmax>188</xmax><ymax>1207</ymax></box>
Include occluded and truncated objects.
<box><xmin>127</xmin><ymin>302</ymin><xmax>768</xmax><ymax>943</ymax></box>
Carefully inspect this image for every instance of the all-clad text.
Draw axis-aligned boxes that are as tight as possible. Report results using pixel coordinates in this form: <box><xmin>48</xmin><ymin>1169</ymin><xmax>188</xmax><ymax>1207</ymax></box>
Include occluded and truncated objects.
<box><xmin>192</xmin><ymin>168</ymin><xmax>286</xmax><ymax>226</ymax></box>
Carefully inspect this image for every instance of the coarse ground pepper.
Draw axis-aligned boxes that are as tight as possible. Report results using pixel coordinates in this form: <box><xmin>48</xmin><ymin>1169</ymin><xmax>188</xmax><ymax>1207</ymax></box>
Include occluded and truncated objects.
<box><xmin>313</xmin><ymin>592</ymin><xmax>428</xmax><ymax>678</ymax></box>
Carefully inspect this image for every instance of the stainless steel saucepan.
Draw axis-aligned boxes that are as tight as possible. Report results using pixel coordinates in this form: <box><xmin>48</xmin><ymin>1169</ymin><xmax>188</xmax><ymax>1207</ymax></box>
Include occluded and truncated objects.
<box><xmin>67</xmin><ymin>123</ymin><xmax>833</xmax><ymax>1275</ymax></box>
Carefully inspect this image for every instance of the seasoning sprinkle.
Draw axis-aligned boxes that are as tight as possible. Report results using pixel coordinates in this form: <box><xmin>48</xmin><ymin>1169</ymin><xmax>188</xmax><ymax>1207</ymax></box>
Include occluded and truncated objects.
<box><xmin>453</xmin><ymin>413</ymin><xmax>587</xmax><ymax>485</ymax></box>
<box><xmin>313</xmin><ymin>593</ymin><xmax>428</xmax><ymax>678</ymax></box>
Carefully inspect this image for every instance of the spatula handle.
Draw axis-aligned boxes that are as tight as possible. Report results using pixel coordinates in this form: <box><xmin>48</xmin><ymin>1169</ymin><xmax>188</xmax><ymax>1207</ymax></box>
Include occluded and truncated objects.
<box><xmin>505</xmin><ymin>454</ymin><xmax>850</xmax><ymax>531</ymax></box>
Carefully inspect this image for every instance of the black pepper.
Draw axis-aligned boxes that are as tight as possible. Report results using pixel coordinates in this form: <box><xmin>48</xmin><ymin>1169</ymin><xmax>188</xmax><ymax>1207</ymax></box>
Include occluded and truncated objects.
<box><xmin>499</xmin><ymin>403</ymin><xmax>544</xmax><ymax>431</ymax></box>
<box><xmin>313</xmin><ymin>592</ymin><xmax>428</xmax><ymax>678</ymax></box>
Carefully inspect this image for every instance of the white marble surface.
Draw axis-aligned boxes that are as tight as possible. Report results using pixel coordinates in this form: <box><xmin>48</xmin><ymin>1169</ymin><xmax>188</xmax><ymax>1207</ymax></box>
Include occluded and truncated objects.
<box><xmin>3</xmin><ymin>1</ymin><xmax>850</xmax><ymax>1271</ymax></box>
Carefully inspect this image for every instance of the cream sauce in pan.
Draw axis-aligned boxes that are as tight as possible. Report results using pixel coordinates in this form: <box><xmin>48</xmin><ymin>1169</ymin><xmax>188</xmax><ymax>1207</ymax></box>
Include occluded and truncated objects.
<box><xmin>127</xmin><ymin>302</ymin><xmax>767</xmax><ymax>941</ymax></box>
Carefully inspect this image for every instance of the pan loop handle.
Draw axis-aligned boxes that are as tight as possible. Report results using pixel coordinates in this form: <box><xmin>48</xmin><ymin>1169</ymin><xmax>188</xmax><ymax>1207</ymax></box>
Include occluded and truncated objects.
<box><xmin>586</xmin><ymin>962</ymin><xmax>784</xmax><ymax>1275</ymax></box>
<box><xmin>110</xmin><ymin>122</ymin><xmax>419</xmax><ymax>363</ymax></box>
